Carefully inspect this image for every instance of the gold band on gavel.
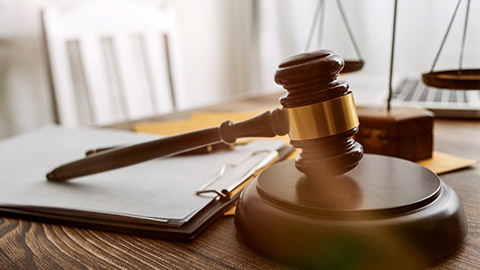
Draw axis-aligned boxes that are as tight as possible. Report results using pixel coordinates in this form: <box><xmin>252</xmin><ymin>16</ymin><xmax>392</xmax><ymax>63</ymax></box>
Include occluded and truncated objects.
<box><xmin>284</xmin><ymin>93</ymin><xmax>359</xmax><ymax>140</ymax></box>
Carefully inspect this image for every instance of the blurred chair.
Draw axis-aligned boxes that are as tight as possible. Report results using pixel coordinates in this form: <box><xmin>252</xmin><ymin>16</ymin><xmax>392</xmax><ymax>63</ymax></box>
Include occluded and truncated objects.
<box><xmin>42</xmin><ymin>0</ymin><xmax>187</xmax><ymax>127</ymax></box>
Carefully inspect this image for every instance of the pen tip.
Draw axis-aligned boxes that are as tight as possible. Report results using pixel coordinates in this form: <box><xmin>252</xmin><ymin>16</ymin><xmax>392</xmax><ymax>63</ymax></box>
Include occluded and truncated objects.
<box><xmin>46</xmin><ymin>171</ymin><xmax>56</xmax><ymax>181</ymax></box>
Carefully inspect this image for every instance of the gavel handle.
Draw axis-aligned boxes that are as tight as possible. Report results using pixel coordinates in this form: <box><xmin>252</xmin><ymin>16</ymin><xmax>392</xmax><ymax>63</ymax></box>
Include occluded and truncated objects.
<box><xmin>46</xmin><ymin>109</ymin><xmax>288</xmax><ymax>181</ymax></box>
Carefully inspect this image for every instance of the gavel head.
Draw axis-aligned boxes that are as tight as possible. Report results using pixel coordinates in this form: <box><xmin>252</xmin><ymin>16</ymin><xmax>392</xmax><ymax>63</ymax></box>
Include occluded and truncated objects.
<box><xmin>275</xmin><ymin>50</ymin><xmax>363</xmax><ymax>178</ymax></box>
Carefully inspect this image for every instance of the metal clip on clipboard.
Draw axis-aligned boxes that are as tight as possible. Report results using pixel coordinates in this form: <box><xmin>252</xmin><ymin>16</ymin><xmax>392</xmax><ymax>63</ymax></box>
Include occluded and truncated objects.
<box><xmin>196</xmin><ymin>149</ymin><xmax>278</xmax><ymax>200</ymax></box>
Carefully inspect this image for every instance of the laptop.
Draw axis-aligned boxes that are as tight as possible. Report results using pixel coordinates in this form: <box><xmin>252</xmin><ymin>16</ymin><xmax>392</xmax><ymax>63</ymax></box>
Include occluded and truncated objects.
<box><xmin>391</xmin><ymin>79</ymin><xmax>480</xmax><ymax>119</ymax></box>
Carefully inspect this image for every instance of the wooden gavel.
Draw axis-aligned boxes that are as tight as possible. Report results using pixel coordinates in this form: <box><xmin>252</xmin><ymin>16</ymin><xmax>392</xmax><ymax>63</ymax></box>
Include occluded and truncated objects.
<box><xmin>47</xmin><ymin>50</ymin><xmax>363</xmax><ymax>181</ymax></box>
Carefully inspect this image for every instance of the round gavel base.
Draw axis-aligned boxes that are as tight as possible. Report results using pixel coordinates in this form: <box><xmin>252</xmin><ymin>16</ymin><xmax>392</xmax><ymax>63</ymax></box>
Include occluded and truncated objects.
<box><xmin>235</xmin><ymin>154</ymin><xmax>467</xmax><ymax>269</ymax></box>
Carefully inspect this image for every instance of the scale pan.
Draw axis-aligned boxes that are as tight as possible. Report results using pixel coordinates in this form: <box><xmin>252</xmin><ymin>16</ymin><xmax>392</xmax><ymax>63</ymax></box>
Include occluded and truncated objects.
<box><xmin>422</xmin><ymin>69</ymin><xmax>480</xmax><ymax>90</ymax></box>
<box><xmin>341</xmin><ymin>59</ymin><xmax>364</xmax><ymax>74</ymax></box>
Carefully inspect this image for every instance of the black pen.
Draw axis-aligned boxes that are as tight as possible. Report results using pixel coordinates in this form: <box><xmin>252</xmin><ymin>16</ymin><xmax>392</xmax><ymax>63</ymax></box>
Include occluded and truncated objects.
<box><xmin>85</xmin><ymin>142</ymin><xmax>234</xmax><ymax>157</ymax></box>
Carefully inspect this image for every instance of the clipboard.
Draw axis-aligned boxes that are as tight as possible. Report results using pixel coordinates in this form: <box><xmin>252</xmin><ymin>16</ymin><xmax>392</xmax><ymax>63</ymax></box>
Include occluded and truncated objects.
<box><xmin>0</xmin><ymin>126</ymin><xmax>293</xmax><ymax>239</ymax></box>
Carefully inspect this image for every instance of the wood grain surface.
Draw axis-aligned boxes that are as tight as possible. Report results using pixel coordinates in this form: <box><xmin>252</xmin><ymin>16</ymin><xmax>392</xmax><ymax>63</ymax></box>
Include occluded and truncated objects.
<box><xmin>1</xmin><ymin>93</ymin><xmax>479</xmax><ymax>269</ymax></box>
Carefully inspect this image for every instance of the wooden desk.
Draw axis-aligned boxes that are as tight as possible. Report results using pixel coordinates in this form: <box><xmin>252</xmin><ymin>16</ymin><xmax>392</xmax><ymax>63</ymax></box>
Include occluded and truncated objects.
<box><xmin>1</xmin><ymin>93</ymin><xmax>479</xmax><ymax>269</ymax></box>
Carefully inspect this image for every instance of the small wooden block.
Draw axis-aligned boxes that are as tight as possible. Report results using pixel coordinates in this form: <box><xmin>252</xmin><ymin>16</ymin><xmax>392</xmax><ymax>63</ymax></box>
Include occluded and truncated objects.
<box><xmin>355</xmin><ymin>106</ymin><xmax>434</xmax><ymax>161</ymax></box>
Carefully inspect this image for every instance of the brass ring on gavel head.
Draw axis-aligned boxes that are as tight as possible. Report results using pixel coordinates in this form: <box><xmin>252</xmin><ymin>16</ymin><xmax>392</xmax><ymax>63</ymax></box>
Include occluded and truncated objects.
<box><xmin>283</xmin><ymin>92</ymin><xmax>359</xmax><ymax>140</ymax></box>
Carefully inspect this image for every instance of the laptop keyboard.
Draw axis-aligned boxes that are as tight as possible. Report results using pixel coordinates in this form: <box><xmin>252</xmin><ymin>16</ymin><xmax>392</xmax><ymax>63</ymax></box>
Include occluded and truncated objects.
<box><xmin>391</xmin><ymin>79</ymin><xmax>480</xmax><ymax>118</ymax></box>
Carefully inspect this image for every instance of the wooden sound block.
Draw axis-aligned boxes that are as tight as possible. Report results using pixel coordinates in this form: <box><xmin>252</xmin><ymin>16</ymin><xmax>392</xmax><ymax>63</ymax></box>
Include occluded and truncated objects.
<box><xmin>235</xmin><ymin>154</ymin><xmax>467</xmax><ymax>269</ymax></box>
<box><xmin>355</xmin><ymin>106</ymin><xmax>434</xmax><ymax>161</ymax></box>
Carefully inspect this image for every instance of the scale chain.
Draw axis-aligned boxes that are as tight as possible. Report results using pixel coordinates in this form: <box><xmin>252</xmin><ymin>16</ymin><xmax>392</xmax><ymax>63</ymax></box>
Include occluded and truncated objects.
<box><xmin>430</xmin><ymin>0</ymin><xmax>463</xmax><ymax>72</ymax></box>
<box><xmin>336</xmin><ymin>0</ymin><xmax>363</xmax><ymax>60</ymax></box>
<box><xmin>305</xmin><ymin>0</ymin><xmax>324</xmax><ymax>51</ymax></box>
<box><xmin>459</xmin><ymin>0</ymin><xmax>471</xmax><ymax>73</ymax></box>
